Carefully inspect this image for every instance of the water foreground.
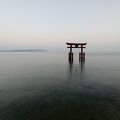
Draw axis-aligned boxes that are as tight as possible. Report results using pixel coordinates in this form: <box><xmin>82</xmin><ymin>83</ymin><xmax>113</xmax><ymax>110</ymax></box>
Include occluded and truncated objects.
<box><xmin>0</xmin><ymin>52</ymin><xmax>120</xmax><ymax>120</ymax></box>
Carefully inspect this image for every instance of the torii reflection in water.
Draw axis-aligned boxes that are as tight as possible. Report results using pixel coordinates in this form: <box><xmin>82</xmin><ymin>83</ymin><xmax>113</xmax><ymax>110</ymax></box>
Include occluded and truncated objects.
<box><xmin>68</xmin><ymin>59</ymin><xmax>86</xmax><ymax>80</ymax></box>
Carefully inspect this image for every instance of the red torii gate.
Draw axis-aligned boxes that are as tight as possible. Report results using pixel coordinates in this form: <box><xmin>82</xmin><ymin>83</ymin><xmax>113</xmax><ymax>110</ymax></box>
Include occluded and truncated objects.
<box><xmin>66</xmin><ymin>42</ymin><xmax>87</xmax><ymax>62</ymax></box>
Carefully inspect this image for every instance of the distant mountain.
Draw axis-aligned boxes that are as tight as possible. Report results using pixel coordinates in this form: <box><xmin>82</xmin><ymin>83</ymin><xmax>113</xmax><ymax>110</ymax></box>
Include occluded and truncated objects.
<box><xmin>0</xmin><ymin>49</ymin><xmax>47</xmax><ymax>52</ymax></box>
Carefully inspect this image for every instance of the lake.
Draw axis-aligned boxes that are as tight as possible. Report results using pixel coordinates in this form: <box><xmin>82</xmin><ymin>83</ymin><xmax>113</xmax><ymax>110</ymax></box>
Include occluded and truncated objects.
<box><xmin>0</xmin><ymin>52</ymin><xmax>120</xmax><ymax>120</ymax></box>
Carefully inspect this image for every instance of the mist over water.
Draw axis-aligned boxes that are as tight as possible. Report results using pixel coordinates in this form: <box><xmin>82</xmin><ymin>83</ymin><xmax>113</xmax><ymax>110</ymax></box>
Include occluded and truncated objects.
<box><xmin>0</xmin><ymin>52</ymin><xmax>120</xmax><ymax>120</ymax></box>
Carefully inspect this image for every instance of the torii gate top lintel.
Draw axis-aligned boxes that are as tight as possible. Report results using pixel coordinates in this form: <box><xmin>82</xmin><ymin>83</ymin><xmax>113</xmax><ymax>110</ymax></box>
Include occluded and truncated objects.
<box><xmin>66</xmin><ymin>42</ymin><xmax>87</xmax><ymax>46</ymax></box>
<box><xmin>66</xmin><ymin>42</ymin><xmax>87</xmax><ymax>49</ymax></box>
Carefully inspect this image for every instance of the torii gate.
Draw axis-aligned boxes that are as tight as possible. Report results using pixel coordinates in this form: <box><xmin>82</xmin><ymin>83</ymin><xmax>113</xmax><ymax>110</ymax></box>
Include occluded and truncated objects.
<box><xmin>66</xmin><ymin>42</ymin><xmax>87</xmax><ymax>62</ymax></box>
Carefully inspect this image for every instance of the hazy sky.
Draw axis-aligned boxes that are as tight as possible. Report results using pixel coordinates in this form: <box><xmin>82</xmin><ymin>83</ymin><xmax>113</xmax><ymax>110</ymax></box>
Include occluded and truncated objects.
<box><xmin>0</xmin><ymin>0</ymin><xmax>120</xmax><ymax>52</ymax></box>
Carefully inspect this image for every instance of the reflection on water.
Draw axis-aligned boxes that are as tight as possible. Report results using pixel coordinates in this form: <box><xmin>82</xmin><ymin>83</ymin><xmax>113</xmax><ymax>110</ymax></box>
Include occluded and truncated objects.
<box><xmin>68</xmin><ymin>59</ymin><xmax>85</xmax><ymax>80</ymax></box>
<box><xmin>68</xmin><ymin>60</ymin><xmax>73</xmax><ymax>74</ymax></box>
<box><xmin>79</xmin><ymin>59</ymin><xmax>85</xmax><ymax>73</ymax></box>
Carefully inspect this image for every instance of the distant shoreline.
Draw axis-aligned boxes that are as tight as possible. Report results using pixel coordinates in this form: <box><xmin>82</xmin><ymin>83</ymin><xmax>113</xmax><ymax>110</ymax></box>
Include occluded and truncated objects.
<box><xmin>0</xmin><ymin>49</ymin><xmax>47</xmax><ymax>52</ymax></box>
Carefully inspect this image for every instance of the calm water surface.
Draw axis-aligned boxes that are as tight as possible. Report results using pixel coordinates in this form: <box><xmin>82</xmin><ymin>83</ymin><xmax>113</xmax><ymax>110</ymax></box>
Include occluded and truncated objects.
<box><xmin>0</xmin><ymin>52</ymin><xmax>120</xmax><ymax>120</ymax></box>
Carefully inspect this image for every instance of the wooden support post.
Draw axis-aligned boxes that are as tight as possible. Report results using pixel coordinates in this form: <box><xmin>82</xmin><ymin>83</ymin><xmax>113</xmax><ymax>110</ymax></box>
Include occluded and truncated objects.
<box><xmin>69</xmin><ymin>52</ymin><xmax>73</xmax><ymax>63</ymax></box>
<box><xmin>70</xmin><ymin>45</ymin><xmax>72</xmax><ymax>53</ymax></box>
<box><xmin>81</xmin><ymin>45</ymin><xmax>83</xmax><ymax>53</ymax></box>
<box><xmin>79</xmin><ymin>52</ymin><xmax>85</xmax><ymax>61</ymax></box>
<box><xmin>79</xmin><ymin>45</ymin><xmax>85</xmax><ymax>61</ymax></box>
